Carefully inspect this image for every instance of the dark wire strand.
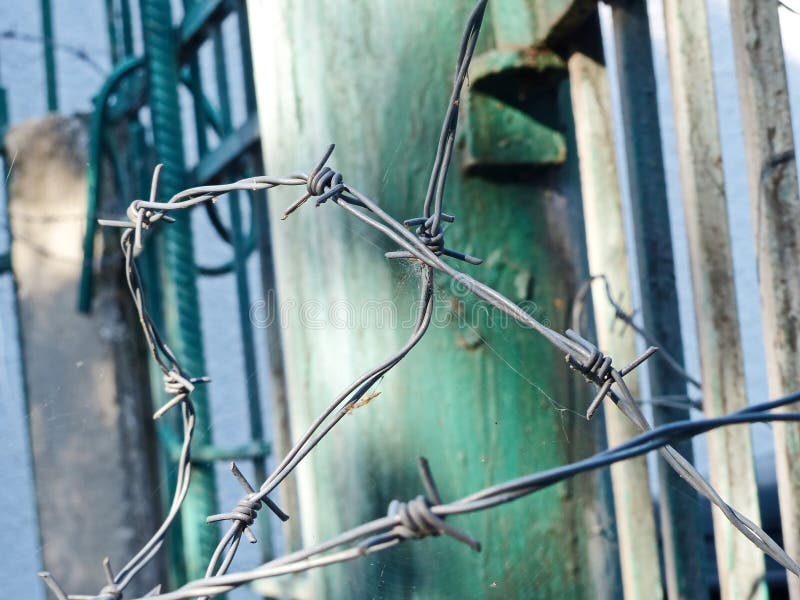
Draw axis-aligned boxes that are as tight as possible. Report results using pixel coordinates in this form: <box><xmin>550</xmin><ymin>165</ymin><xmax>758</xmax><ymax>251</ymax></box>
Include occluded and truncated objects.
<box><xmin>131</xmin><ymin>399</ymin><xmax>800</xmax><ymax>600</ymax></box>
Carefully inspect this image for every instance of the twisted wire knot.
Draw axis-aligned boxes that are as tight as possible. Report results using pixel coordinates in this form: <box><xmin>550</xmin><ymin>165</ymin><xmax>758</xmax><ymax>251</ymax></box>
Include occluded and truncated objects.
<box><xmin>282</xmin><ymin>145</ymin><xmax>348</xmax><ymax>219</ymax></box>
<box><xmin>564</xmin><ymin>329</ymin><xmax>657</xmax><ymax>419</ymax></box>
<box><xmin>413</xmin><ymin>217</ymin><xmax>446</xmax><ymax>256</ymax></box>
<box><xmin>385</xmin><ymin>213</ymin><xmax>483</xmax><ymax>265</ymax></box>
<box><xmin>389</xmin><ymin>495</ymin><xmax>445</xmax><ymax>540</ymax></box>
<box><xmin>152</xmin><ymin>370</ymin><xmax>208</xmax><ymax>420</ymax></box>
<box><xmin>206</xmin><ymin>463</ymin><xmax>289</xmax><ymax>543</ymax></box>
<box><xmin>306</xmin><ymin>163</ymin><xmax>344</xmax><ymax>206</ymax></box>
<box><xmin>99</xmin><ymin>583</ymin><xmax>123</xmax><ymax>600</ymax></box>
<box><xmin>358</xmin><ymin>458</ymin><xmax>481</xmax><ymax>554</ymax></box>
<box><xmin>97</xmin><ymin>164</ymin><xmax>175</xmax><ymax>252</ymax></box>
<box><xmin>163</xmin><ymin>369</ymin><xmax>195</xmax><ymax>396</ymax></box>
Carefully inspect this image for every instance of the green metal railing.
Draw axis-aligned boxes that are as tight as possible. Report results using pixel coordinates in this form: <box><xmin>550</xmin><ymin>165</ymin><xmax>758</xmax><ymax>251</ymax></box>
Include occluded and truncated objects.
<box><xmin>78</xmin><ymin>0</ymin><xmax>276</xmax><ymax>587</ymax></box>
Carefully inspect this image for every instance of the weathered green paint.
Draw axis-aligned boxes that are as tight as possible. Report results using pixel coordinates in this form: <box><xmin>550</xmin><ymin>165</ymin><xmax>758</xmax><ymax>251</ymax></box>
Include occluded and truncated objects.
<box><xmin>248</xmin><ymin>0</ymin><xmax>615</xmax><ymax>597</ymax></box>
<box><xmin>662</xmin><ymin>0</ymin><xmax>766</xmax><ymax>597</ymax></box>
<box><xmin>465</xmin><ymin>91</ymin><xmax>566</xmax><ymax>171</ymax></box>
<box><xmin>609</xmin><ymin>2</ymin><xmax>707</xmax><ymax>596</ymax></box>
<box><xmin>567</xmin><ymin>29</ymin><xmax>663</xmax><ymax>600</ymax></box>
<box><xmin>728</xmin><ymin>3</ymin><xmax>800</xmax><ymax>597</ymax></box>
<box><xmin>464</xmin><ymin>49</ymin><xmax>567</xmax><ymax>173</ymax></box>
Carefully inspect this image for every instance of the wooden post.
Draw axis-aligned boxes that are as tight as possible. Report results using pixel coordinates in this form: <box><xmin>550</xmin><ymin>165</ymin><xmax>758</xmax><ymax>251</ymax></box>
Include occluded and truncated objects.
<box><xmin>568</xmin><ymin>21</ymin><xmax>663</xmax><ymax>600</ymax></box>
<box><xmin>662</xmin><ymin>0</ymin><xmax>767</xmax><ymax>596</ymax></box>
<box><xmin>728</xmin><ymin>1</ymin><xmax>800</xmax><ymax>597</ymax></box>
<box><xmin>610</xmin><ymin>1</ymin><xmax>707</xmax><ymax>596</ymax></box>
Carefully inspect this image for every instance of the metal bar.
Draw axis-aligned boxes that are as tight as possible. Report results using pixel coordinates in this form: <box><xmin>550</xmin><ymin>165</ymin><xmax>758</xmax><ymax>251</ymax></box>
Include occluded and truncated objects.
<box><xmin>190</xmin><ymin>114</ymin><xmax>259</xmax><ymax>185</ymax></box>
<box><xmin>212</xmin><ymin>23</ymin><xmax>232</xmax><ymax>134</ymax></box>
<box><xmin>662</xmin><ymin>0</ymin><xmax>767</xmax><ymax>596</ymax></box>
<box><xmin>78</xmin><ymin>55</ymin><xmax>144</xmax><ymax>313</ymax></box>
<box><xmin>104</xmin><ymin>0</ymin><xmax>121</xmax><ymax>64</ymax></box>
<box><xmin>140</xmin><ymin>0</ymin><xmax>220</xmax><ymax>584</ymax></box>
<box><xmin>237</xmin><ymin>1</ymin><xmax>257</xmax><ymax>114</ymax></box>
<box><xmin>41</xmin><ymin>0</ymin><xmax>58</xmax><ymax>111</ymax></box>
<box><xmin>120</xmin><ymin>0</ymin><xmax>134</xmax><ymax>57</ymax></box>
<box><xmin>728</xmin><ymin>1</ymin><xmax>800</xmax><ymax>597</ymax></box>
<box><xmin>180</xmin><ymin>0</ymin><xmax>232</xmax><ymax>56</ymax></box>
<box><xmin>609</xmin><ymin>1</ymin><xmax>706</xmax><ymax>596</ymax></box>
<box><xmin>567</xmin><ymin>33</ymin><xmax>663</xmax><ymax>600</ymax></box>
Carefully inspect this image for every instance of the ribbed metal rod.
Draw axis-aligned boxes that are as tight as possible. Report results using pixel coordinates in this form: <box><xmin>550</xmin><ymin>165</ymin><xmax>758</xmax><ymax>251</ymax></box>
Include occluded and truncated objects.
<box><xmin>140</xmin><ymin>0</ymin><xmax>220</xmax><ymax>584</ymax></box>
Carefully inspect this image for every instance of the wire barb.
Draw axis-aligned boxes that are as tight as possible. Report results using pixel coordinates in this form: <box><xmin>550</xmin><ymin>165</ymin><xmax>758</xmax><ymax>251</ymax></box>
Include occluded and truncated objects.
<box><xmin>206</xmin><ymin>463</ymin><xmax>289</xmax><ymax>543</ymax></box>
<box><xmin>359</xmin><ymin>458</ymin><xmax>481</xmax><ymax>553</ymax></box>
<box><xmin>564</xmin><ymin>329</ymin><xmax>657</xmax><ymax>419</ymax></box>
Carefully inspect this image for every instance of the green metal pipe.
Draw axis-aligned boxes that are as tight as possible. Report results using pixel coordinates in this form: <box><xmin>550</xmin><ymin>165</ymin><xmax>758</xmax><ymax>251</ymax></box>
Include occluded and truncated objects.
<box><xmin>41</xmin><ymin>0</ymin><xmax>58</xmax><ymax>111</ymax></box>
<box><xmin>139</xmin><ymin>0</ymin><xmax>220</xmax><ymax>584</ymax></box>
<box><xmin>104</xmin><ymin>0</ymin><xmax>120</xmax><ymax>64</ymax></box>
<box><xmin>78</xmin><ymin>55</ymin><xmax>143</xmax><ymax>313</ymax></box>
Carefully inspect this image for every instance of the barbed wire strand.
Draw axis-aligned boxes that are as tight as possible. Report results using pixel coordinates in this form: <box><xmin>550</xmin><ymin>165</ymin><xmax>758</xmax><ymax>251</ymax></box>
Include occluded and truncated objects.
<box><xmin>41</xmin><ymin>0</ymin><xmax>800</xmax><ymax>597</ymax></box>
<box><xmin>572</xmin><ymin>274</ymin><xmax>702</xmax><ymax>391</ymax></box>
<box><xmin>125</xmin><ymin>396</ymin><xmax>800</xmax><ymax>600</ymax></box>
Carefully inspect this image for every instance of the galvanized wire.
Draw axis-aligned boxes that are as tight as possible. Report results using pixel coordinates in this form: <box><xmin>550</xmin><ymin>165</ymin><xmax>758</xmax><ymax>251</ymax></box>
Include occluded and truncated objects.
<box><xmin>126</xmin><ymin>395</ymin><xmax>800</xmax><ymax>600</ymax></box>
<box><xmin>40</xmin><ymin>0</ymin><xmax>800</xmax><ymax>597</ymax></box>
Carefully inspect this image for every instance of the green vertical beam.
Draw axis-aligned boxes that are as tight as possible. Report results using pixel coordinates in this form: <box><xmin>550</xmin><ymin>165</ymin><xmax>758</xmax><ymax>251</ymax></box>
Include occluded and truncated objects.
<box><xmin>41</xmin><ymin>0</ymin><xmax>58</xmax><ymax>111</ymax></box>
<box><xmin>140</xmin><ymin>0</ymin><xmax>220</xmax><ymax>583</ymax></box>
<box><xmin>249</xmin><ymin>0</ymin><xmax>609</xmax><ymax>597</ymax></box>
<box><xmin>609</xmin><ymin>1</ymin><xmax>706</xmax><ymax>597</ymax></box>
<box><xmin>104</xmin><ymin>0</ymin><xmax>121</xmax><ymax>64</ymax></box>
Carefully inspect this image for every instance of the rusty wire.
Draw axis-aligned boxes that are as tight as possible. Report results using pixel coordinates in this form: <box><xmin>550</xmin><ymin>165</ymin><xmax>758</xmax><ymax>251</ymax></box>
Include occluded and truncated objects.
<box><xmin>40</xmin><ymin>0</ymin><xmax>800</xmax><ymax>598</ymax></box>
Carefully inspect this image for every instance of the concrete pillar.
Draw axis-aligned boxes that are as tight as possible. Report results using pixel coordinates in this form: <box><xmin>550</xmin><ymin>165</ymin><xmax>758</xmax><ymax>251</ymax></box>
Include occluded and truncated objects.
<box><xmin>5</xmin><ymin>114</ymin><xmax>161</xmax><ymax>597</ymax></box>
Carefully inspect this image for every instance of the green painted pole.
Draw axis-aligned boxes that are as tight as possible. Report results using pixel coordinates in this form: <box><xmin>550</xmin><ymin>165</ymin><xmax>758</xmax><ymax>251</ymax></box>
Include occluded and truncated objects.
<box><xmin>248</xmin><ymin>1</ymin><xmax>612</xmax><ymax>597</ymax></box>
<box><xmin>41</xmin><ymin>0</ymin><xmax>58</xmax><ymax>111</ymax></box>
<box><xmin>139</xmin><ymin>0</ymin><xmax>220</xmax><ymax>583</ymax></box>
<box><xmin>609</xmin><ymin>1</ymin><xmax>707</xmax><ymax>596</ymax></box>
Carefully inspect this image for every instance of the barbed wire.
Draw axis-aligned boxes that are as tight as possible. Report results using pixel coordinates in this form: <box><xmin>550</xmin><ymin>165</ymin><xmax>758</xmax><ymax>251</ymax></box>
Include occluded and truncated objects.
<box><xmin>122</xmin><ymin>392</ymin><xmax>800</xmax><ymax>600</ymax></box>
<box><xmin>572</xmin><ymin>274</ymin><xmax>703</xmax><ymax>396</ymax></box>
<box><xmin>39</xmin><ymin>0</ymin><xmax>800</xmax><ymax>598</ymax></box>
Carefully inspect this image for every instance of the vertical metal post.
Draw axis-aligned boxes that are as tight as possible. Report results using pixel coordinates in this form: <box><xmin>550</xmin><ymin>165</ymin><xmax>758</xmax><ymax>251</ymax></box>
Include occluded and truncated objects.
<box><xmin>610</xmin><ymin>1</ymin><xmax>706</xmax><ymax>596</ymax></box>
<box><xmin>662</xmin><ymin>0</ymin><xmax>766</xmax><ymax>596</ymax></box>
<box><xmin>140</xmin><ymin>0</ymin><xmax>220</xmax><ymax>583</ymax></box>
<box><xmin>728</xmin><ymin>2</ymin><xmax>800</xmax><ymax>597</ymax></box>
<box><xmin>567</xmin><ymin>23</ymin><xmax>663</xmax><ymax>599</ymax></box>
<box><xmin>41</xmin><ymin>0</ymin><xmax>58</xmax><ymax>111</ymax></box>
